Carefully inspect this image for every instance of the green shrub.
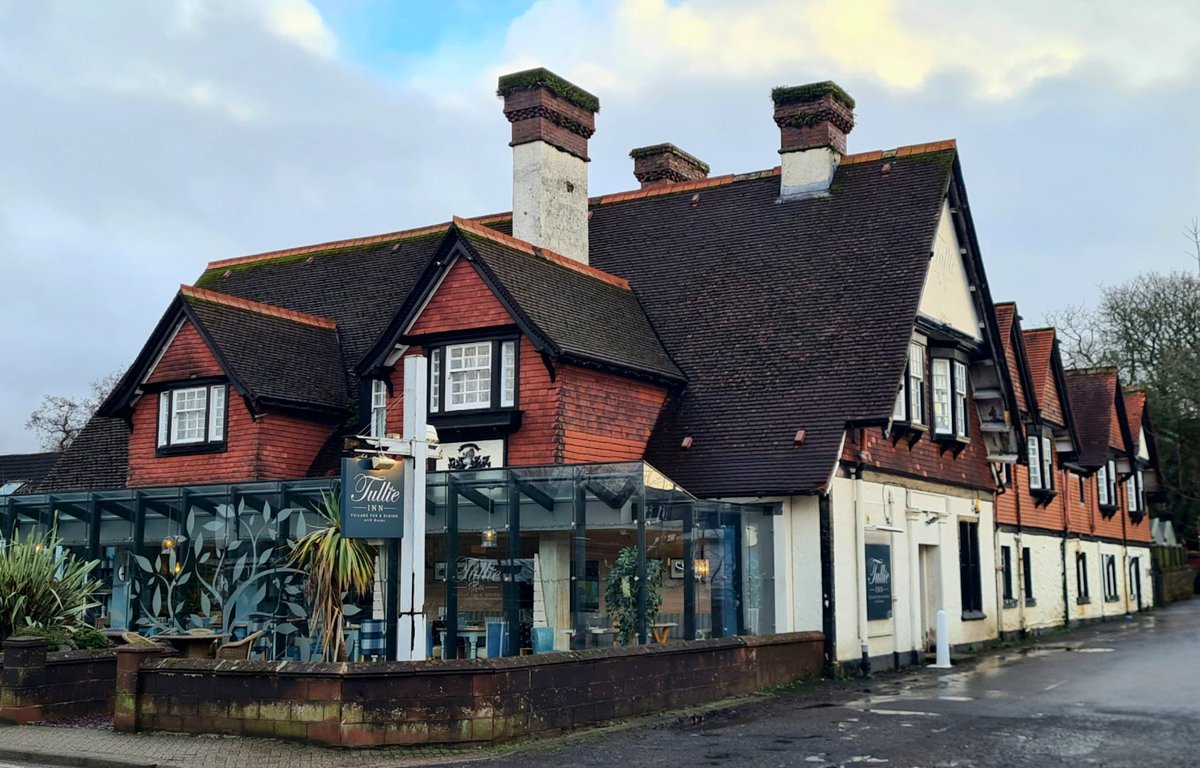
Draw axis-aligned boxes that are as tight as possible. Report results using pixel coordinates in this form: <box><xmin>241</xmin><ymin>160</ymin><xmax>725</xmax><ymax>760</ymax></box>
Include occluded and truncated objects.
<box><xmin>604</xmin><ymin>546</ymin><xmax>663</xmax><ymax>646</ymax></box>
<box><xmin>70</xmin><ymin>626</ymin><xmax>111</xmax><ymax>650</ymax></box>
<box><xmin>0</xmin><ymin>527</ymin><xmax>101</xmax><ymax>641</ymax></box>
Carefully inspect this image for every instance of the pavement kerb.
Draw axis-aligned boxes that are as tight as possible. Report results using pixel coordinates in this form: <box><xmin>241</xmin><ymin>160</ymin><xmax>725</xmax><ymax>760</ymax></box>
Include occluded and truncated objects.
<box><xmin>0</xmin><ymin>744</ymin><xmax>157</xmax><ymax>768</ymax></box>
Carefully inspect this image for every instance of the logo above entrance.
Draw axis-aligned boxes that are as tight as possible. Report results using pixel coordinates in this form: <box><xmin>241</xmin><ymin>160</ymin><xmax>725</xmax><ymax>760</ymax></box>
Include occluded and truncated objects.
<box><xmin>436</xmin><ymin>439</ymin><xmax>505</xmax><ymax>471</ymax></box>
<box><xmin>340</xmin><ymin>457</ymin><xmax>405</xmax><ymax>539</ymax></box>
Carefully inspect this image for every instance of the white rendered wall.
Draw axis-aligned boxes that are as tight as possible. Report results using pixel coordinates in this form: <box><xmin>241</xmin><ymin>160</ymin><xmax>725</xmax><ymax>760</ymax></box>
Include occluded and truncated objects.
<box><xmin>830</xmin><ymin>475</ymin><xmax>996</xmax><ymax>663</ymax></box>
<box><xmin>917</xmin><ymin>201</ymin><xmax>982</xmax><ymax>341</ymax></box>
<box><xmin>512</xmin><ymin>141</ymin><xmax>589</xmax><ymax>264</ymax></box>
<box><xmin>780</xmin><ymin>147</ymin><xmax>838</xmax><ymax>198</ymax></box>
<box><xmin>995</xmin><ymin>529</ymin><xmax>1067</xmax><ymax>634</ymax></box>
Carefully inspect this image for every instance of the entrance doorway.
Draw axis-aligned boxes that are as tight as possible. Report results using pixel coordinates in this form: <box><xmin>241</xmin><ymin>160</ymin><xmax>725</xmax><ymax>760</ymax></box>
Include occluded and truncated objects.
<box><xmin>918</xmin><ymin>544</ymin><xmax>941</xmax><ymax>651</ymax></box>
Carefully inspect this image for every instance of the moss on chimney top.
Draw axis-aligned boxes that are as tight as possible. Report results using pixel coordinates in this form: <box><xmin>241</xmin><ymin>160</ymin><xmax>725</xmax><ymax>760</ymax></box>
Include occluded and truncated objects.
<box><xmin>497</xmin><ymin>67</ymin><xmax>600</xmax><ymax>113</ymax></box>
<box><xmin>628</xmin><ymin>143</ymin><xmax>711</xmax><ymax>174</ymax></box>
<box><xmin>771</xmin><ymin>81</ymin><xmax>855</xmax><ymax>110</ymax></box>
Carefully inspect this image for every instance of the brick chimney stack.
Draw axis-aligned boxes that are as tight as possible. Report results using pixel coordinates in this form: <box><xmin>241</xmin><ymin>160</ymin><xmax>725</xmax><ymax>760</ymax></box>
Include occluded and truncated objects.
<box><xmin>771</xmin><ymin>81</ymin><xmax>855</xmax><ymax>199</ymax></box>
<box><xmin>630</xmin><ymin>143</ymin><xmax>710</xmax><ymax>189</ymax></box>
<box><xmin>499</xmin><ymin>68</ymin><xmax>599</xmax><ymax>265</ymax></box>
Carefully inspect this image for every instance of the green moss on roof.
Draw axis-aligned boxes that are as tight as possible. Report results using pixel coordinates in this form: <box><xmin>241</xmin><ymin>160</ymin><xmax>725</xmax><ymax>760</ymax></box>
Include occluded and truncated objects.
<box><xmin>497</xmin><ymin>68</ymin><xmax>600</xmax><ymax>112</ymax></box>
<box><xmin>628</xmin><ymin>143</ymin><xmax>711</xmax><ymax>174</ymax></box>
<box><xmin>771</xmin><ymin>82</ymin><xmax>855</xmax><ymax>110</ymax></box>
<box><xmin>194</xmin><ymin>230</ymin><xmax>445</xmax><ymax>287</ymax></box>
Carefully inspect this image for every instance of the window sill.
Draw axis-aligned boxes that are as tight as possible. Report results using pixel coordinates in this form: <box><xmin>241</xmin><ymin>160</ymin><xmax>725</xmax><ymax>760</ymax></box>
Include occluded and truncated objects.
<box><xmin>1024</xmin><ymin>597</ymin><xmax>1037</xmax><ymax>608</ymax></box>
<box><xmin>961</xmin><ymin>610</ymin><xmax>987</xmax><ymax>622</ymax></box>
<box><xmin>890</xmin><ymin>422</ymin><xmax>925</xmax><ymax>446</ymax></box>
<box><xmin>1104</xmin><ymin>596</ymin><xmax>1120</xmax><ymax>603</ymax></box>
<box><xmin>1076</xmin><ymin>596</ymin><xmax>1091</xmax><ymax>605</ymax></box>
<box><xmin>1002</xmin><ymin>598</ymin><xmax>1019</xmax><ymax>609</ymax></box>
<box><xmin>156</xmin><ymin>442</ymin><xmax>227</xmax><ymax>458</ymax></box>
<box><xmin>430</xmin><ymin>409</ymin><xmax>522</xmax><ymax>435</ymax></box>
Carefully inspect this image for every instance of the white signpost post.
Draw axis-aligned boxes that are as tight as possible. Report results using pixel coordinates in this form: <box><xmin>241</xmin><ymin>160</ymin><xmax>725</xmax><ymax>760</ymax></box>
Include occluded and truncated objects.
<box><xmin>361</xmin><ymin>355</ymin><xmax>430</xmax><ymax>661</ymax></box>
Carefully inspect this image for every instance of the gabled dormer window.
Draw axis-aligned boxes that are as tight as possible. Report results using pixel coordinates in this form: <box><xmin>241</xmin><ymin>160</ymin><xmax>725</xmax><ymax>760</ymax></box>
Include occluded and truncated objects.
<box><xmin>932</xmin><ymin>356</ymin><xmax>970</xmax><ymax>441</ymax></box>
<box><xmin>1097</xmin><ymin>459</ymin><xmax>1117</xmax><ymax>512</ymax></box>
<box><xmin>1027</xmin><ymin>428</ymin><xmax>1056</xmax><ymax>495</ymax></box>
<box><xmin>427</xmin><ymin>339</ymin><xmax>518</xmax><ymax>415</ymax></box>
<box><xmin>157</xmin><ymin>384</ymin><xmax>226</xmax><ymax>454</ymax></box>
<box><xmin>894</xmin><ymin>341</ymin><xmax>926</xmax><ymax>427</ymax></box>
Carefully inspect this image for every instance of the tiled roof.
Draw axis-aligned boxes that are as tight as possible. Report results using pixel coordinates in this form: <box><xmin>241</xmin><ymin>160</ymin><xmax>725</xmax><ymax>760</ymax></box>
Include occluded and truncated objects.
<box><xmin>0</xmin><ymin>452</ymin><xmax>59</xmax><ymax>491</ymax></box>
<box><xmin>35</xmin><ymin>417</ymin><xmax>129</xmax><ymax>492</ymax></box>
<box><xmin>454</xmin><ymin>223</ymin><xmax>683</xmax><ymax>383</ymax></box>
<box><xmin>63</xmin><ymin>140</ymin><xmax>965</xmax><ymax>496</ymax></box>
<box><xmin>181</xmin><ymin>289</ymin><xmax>348</xmax><ymax>412</ymax></box>
<box><xmin>994</xmin><ymin>303</ymin><xmax>1027</xmax><ymax>413</ymax></box>
<box><xmin>1125</xmin><ymin>390</ymin><xmax>1146</xmax><ymax>436</ymax></box>
<box><xmin>589</xmin><ymin>149</ymin><xmax>957</xmax><ymax>495</ymax></box>
<box><xmin>1022</xmin><ymin>328</ymin><xmax>1063</xmax><ymax>426</ymax></box>
<box><xmin>1065</xmin><ymin>369</ymin><xmax>1120</xmax><ymax>468</ymax></box>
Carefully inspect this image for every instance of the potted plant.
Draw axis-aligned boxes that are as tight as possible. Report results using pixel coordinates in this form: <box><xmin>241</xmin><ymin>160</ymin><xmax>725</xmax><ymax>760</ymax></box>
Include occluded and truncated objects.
<box><xmin>288</xmin><ymin>492</ymin><xmax>376</xmax><ymax>661</ymax></box>
<box><xmin>603</xmin><ymin>546</ymin><xmax>663</xmax><ymax>645</ymax></box>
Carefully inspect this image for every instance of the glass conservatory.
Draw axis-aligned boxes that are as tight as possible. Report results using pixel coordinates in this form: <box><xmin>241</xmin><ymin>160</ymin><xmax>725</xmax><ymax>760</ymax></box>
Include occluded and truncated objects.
<box><xmin>0</xmin><ymin>462</ymin><xmax>778</xmax><ymax>660</ymax></box>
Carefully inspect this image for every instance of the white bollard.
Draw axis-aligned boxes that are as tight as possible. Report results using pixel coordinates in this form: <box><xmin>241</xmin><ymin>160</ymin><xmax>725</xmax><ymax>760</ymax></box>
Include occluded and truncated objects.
<box><xmin>929</xmin><ymin>609</ymin><xmax>952</xmax><ymax>668</ymax></box>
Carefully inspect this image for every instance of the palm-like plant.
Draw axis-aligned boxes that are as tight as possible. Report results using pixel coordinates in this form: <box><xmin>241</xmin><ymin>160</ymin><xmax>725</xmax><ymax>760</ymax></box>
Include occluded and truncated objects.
<box><xmin>0</xmin><ymin>527</ymin><xmax>100</xmax><ymax>641</ymax></box>
<box><xmin>288</xmin><ymin>492</ymin><xmax>376</xmax><ymax>661</ymax></box>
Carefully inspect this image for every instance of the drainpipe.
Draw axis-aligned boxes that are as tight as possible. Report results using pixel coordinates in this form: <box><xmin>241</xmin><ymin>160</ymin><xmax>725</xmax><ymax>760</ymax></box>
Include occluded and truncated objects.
<box><xmin>854</xmin><ymin>464</ymin><xmax>870</xmax><ymax>677</ymax></box>
<box><xmin>1061</xmin><ymin>469</ymin><xmax>1071</xmax><ymax>628</ymax></box>
<box><xmin>907</xmin><ymin>494</ymin><xmax>921</xmax><ymax>664</ymax></box>
<box><xmin>1120</xmin><ymin>481</ymin><xmax>1131</xmax><ymax>616</ymax></box>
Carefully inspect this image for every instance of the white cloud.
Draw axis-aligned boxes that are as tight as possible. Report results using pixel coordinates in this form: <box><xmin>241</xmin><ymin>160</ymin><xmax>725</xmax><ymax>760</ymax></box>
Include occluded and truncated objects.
<box><xmin>262</xmin><ymin>0</ymin><xmax>337</xmax><ymax>57</ymax></box>
<box><xmin>475</xmin><ymin>0</ymin><xmax>1199</xmax><ymax>101</ymax></box>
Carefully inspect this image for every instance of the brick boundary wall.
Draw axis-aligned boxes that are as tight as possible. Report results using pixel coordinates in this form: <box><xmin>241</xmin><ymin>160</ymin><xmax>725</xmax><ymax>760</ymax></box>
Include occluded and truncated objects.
<box><xmin>0</xmin><ymin>637</ymin><xmax>117</xmax><ymax>724</ymax></box>
<box><xmin>121</xmin><ymin>631</ymin><xmax>823</xmax><ymax>747</ymax></box>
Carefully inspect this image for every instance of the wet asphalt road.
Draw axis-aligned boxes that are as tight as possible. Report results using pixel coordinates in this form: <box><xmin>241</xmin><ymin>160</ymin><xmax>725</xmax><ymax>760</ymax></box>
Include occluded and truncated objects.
<box><xmin>476</xmin><ymin>599</ymin><xmax>1200</xmax><ymax>767</ymax></box>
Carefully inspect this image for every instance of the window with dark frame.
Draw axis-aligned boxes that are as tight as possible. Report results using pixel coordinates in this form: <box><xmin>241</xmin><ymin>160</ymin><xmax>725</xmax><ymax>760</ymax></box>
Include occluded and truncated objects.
<box><xmin>370</xmin><ymin>379</ymin><xmax>387</xmax><ymax>438</ymax></box>
<box><xmin>1027</xmin><ymin>428</ymin><xmax>1056</xmax><ymax>494</ymax></box>
<box><xmin>1098</xmin><ymin>459</ymin><xmax>1117</xmax><ymax>512</ymax></box>
<box><xmin>958</xmin><ymin>520</ymin><xmax>984</xmax><ymax>618</ymax></box>
<box><xmin>1077</xmin><ymin>473</ymin><xmax>1086</xmax><ymax>504</ymax></box>
<box><xmin>1001</xmin><ymin>545</ymin><xmax>1015</xmax><ymax>605</ymax></box>
<box><xmin>156</xmin><ymin>383</ymin><xmax>227</xmax><ymax>453</ymax></box>
<box><xmin>1103</xmin><ymin>554</ymin><xmax>1119</xmax><ymax>601</ymax></box>
<box><xmin>1076</xmin><ymin>552</ymin><xmax>1090</xmax><ymax>604</ymax></box>
<box><xmin>1022</xmin><ymin>546</ymin><xmax>1035</xmax><ymax>605</ymax></box>
<box><xmin>426</xmin><ymin>338</ymin><xmax>519</xmax><ymax>415</ymax></box>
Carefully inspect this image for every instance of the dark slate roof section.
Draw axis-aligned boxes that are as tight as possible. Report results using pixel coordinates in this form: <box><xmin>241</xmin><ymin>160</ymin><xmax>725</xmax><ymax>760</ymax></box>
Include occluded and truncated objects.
<box><xmin>458</xmin><ymin>228</ymin><xmax>685</xmax><ymax>383</ymax></box>
<box><xmin>194</xmin><ymin>229</ymin><xmax>445</xmax><ymax>386</ymax></box>
<box><xmin>184</xmin><ymin>294</ymin><xmax>349</xmax><ymax>413</ymax></box>
<box><xmin>34</xmin><ymin>417</ymin><xmax>129</xmax><ymax>492</ymax></box>
<box><xmin>0</xmin><ymin>452</ymin><xmax>59</xmax><ymax>490</ymax></box>
<box><xmin>588</xmin><ymin>150</ymin><xmax>956</xmax><ymax>496</ymax></box>
<box><xmin>1064</xmin><ymin>369</ymin><xmax>1122</xmax><ymax>470</ymax></box>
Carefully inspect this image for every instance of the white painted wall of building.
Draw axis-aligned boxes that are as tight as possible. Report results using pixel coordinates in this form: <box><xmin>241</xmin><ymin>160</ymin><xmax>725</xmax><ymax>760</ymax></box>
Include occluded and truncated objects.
<box><xmin>917</xmin><ymin>201</ymin><xmax>982</xmax><ymax>341</ymax></box>
<box><xmin>829</xmin><ymin>475</ymin><xmax>996</xmax><ymax>663</ymax></box>
<box><xmin>995</xmin><ymin>529</ymin><xmax>1067</xmax><ymax>634</ymax></box>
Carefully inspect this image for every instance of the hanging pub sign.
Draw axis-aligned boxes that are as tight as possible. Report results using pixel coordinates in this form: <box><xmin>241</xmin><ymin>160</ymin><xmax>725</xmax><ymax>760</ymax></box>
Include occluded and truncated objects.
<box><xmin>340</xmin><ymin>457</ymin><xmax>405</xmax><ymax>539</ymax></box>
<box><xmin>865</xmin><ymin>543</ymin><xmax>893</xmax><ymax>621</ymax></box>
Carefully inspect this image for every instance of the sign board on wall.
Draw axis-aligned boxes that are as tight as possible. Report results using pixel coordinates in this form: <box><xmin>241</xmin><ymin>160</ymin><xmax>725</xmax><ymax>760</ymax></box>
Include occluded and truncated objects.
<box><xmin>865</xmin><ymin>543</ymin><xmax>892</xmax><ymax>621</ymax></box>
<box><xmin>435</xmin><ymin>439</ymin><xmax>505</xmax><ymax>471</ymax></box>
<box><xmin>340</xmin><ymin>457</ymin><xmax>405</xmax><ymax>539</ymax></box>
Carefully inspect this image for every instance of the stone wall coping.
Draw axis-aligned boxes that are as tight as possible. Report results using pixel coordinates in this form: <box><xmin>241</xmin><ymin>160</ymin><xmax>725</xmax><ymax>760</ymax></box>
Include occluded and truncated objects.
<box><xmin>143</xmin><ymin>631</ymin><xmax>824</xmax><ymax>680</ymax></box>
<box><xmin>3</xmin><ymin>637</ymin><xmax>50</xmax><ymax>649</ymax></box>
<box><xmin>46</xmin><ymin>649</ymin><xmax>118</xmax><ymax>664</ymax></box>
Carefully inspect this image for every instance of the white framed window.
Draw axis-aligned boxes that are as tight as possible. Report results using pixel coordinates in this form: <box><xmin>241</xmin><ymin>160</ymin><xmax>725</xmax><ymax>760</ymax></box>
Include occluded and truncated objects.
<box><xmin>908</xmin><ymin>342</ymin><xmax>925</xmax><ymax>425</ymax></box>
<box><xmin>953</xmin><ymin>361</ymin><xmax>968</xmax><ymax>438</ymax></box>
<box><xmin>500</xmin><ymin>341</ymin><xmax>516</xmax><ymax>408</ymax></box>
<box><xmin>447</xmin><ymin>342</ymin><xmax>492</xmax><ymax>411</ymax></box>
<box><xmin>427</xmin><ymin>339</ymin><xmax>518</xmax><ymax>414</ymax></box>
<box><xmin>1028</xmin><ymin>436</ymin><xmax>1042</xmax><ymax>490</ymax></box>
<box><xmin>370</xmin><ymin>379</ymin><xmax>387</xmax><ymax>438</ymax></box>
<box><xmin>1041</xmin><ymin>435</ymin><xmax>1054</xmax><ymax>491</ymax></box>
<box><xmin>1102</xmin><ymin>459</ymin><xmax>1118</xmax><ymax>509</ymax></box>
<box><xmin>1097</xmin><ymin>464</ymin><xmax>1110</xmax><ymax>506</ymax></box>
<box><xmin>157</xmin><ymin>384</ymin><xmax>227</xmax><ymax>449</ymax></box>
<box><xmin>932</xmin><ymin>358</ymin><xmax>952</xmax><ymax>434</ymax></box>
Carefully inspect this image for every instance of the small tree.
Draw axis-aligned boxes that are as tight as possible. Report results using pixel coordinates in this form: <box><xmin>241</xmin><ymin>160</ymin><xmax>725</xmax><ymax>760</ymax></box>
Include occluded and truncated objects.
<box><xmin>0</xmin><ymin>527</ymin><xmax>101</xmax><ymax>641</ymax></box>
<box><xmin>603</xmin><ymin>546</ymin><xmax>663</xmax><ymax>645</ymax></box>
<box><xmin>288</xmin><ymin>492</ymin><xmax>375</xmax><ymax>661</ymax></box>
<box><xmin>26</xmin><ymin>370</ymin><xmax>124</xmax><ymax>451</ymax></box>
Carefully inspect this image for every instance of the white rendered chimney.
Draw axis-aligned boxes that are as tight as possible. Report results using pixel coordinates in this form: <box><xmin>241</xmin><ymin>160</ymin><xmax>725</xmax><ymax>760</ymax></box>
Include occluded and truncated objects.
<box><xmin>772</xmin><ymin>82</ymin><xmax>855</xmax><ymax>199</ymax></box>
<box><xmin>499</xmin><ymin>68</ymin><xmax>599</xmax><ymax>264</ymax></box>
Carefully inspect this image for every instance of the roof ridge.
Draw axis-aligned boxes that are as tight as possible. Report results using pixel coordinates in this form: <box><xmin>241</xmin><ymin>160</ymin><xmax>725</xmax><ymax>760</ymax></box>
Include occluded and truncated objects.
<box><xmin>1066</xmin><ymin>366</ymin><xmax>1119</xmax><ymax>377</ymax></box>
<box><xmin>840</xmin><ymin>139</ymin><xmax>957</xmax><ymax>166</ymax></box>
<box><xmin>180</xmin><ymin>285</ymin><xmax>337</xmax><ymax>330</ymax></box>
<box><xmin>205</xmin><ymin>223</ymin><xmax>453</xmax><ymax>271</ymax></box>
<box><xmin>451</xmin><ymin>216</ymin><xmax>631</xmax><ymax>290</ymax></box>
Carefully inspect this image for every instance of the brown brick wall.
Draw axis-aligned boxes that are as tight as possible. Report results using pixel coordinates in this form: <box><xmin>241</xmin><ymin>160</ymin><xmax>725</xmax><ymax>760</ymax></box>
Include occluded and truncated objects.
<box><xmin>407</xmin><ymin>258</ymin><xmax>514</xmax><ymax>337</ymax></box>
<box><xmin>145</xmin><ymin>321</ymin><xmax>224</xmax><ymax>384</ymax></box>
<box><xmin>130</xmin><ymin>632</ymin><xmax>822</xmax><ymax>747</ymax></box>
<box><xmin>559</xmin><ymin>366</ymin><xmax>667</xmax><ymax>463</ymax></box>
<box><xmin>0</xmin><ymin>638</ymin><xmax>116</xmax><ymax>724</ymax></box>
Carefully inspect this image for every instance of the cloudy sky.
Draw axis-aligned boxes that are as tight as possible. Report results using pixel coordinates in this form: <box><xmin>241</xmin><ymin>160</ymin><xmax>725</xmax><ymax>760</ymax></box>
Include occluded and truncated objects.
<box><xmin>1</xmin><ymin>0</ymin><xmax>1198</xmax><ymax>453</ymax></box>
